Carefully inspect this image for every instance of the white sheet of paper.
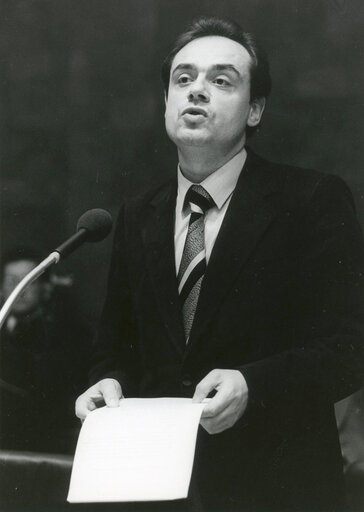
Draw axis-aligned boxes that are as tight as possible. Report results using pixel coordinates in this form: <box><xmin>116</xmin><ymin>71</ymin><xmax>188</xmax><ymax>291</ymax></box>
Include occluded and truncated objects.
<box><xmin>67</xmin><ymin>397</ymin><xmax>206</xmax><ymax>503</ymax></box>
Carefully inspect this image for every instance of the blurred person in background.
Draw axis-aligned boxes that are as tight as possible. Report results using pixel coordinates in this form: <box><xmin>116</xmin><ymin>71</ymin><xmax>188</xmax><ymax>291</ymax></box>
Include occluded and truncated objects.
<box><xmin>0</xmin><ymin>247</ymin><xmax>90</xmax><ymax>453</ymax></box>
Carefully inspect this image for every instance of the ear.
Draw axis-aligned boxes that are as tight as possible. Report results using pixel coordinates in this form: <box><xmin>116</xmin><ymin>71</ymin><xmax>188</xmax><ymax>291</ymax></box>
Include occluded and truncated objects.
<box><xmin>247</xmin><ymin>97</ymin><xmax>266</xmax><ymax>127</ymax></box>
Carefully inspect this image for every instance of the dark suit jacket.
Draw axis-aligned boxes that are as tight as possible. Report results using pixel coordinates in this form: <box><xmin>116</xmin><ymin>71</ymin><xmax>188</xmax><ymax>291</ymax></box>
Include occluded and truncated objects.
<box><xmin>90</xmin><ymin>150</ymin><xmax>364</xmax><ymax>511</ymax></box>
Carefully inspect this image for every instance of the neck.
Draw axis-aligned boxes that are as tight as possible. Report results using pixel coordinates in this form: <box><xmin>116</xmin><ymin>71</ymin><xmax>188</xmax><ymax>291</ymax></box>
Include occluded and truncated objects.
<box><xmin>177</xmin><ymin>141</ymin><xmax>245</xmax><ymax>183</ymax></box>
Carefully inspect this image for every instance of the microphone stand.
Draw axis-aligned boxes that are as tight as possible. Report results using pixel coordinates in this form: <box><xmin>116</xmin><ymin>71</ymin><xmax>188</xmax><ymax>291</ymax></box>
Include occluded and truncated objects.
<box><xmin>0</xmin><ymin>209</ymin><xmax>112</xmax><ymax>331</ymax></box>
<box><xmin>0</xmin><ymin>251</ymin><xmax>60</xmax><ymax>330</ymax></box>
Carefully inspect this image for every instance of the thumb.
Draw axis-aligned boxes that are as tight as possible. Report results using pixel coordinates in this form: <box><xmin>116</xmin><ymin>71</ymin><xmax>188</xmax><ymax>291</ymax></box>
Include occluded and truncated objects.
<box><xmin>100</xmin><ymin>378</ymin><xmax>122</xmax><ymax>408</ymax></box>
<box><xmin>192</xmin><ymin>370</ymin><xmax>220</xmax><ymax>403</ymax></box>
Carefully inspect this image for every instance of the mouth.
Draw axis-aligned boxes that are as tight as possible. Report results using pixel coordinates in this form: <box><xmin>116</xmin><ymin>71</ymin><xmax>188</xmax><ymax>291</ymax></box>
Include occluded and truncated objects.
<box><xmin>182</xmin><ymin>107</ymin><xmax>208</xmax><ymax>117</ymax></box>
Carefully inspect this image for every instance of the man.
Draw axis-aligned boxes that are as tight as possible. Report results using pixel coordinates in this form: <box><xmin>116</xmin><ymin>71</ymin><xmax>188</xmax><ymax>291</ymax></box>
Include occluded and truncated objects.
<box><xmin>1</xmin><ymin>248</ymin><xmax>89</xmax><ymax>452</ymax></box>
<box><xmin>76</xmin><ymin>17</ymin><xmax>364</xmax><ymax>511</ymax></box>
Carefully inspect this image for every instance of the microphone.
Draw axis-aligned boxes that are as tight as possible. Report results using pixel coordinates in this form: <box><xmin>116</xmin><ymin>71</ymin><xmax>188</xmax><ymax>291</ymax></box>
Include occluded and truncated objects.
<box><xmin>0</xmin><ymin>209</ymin><xmax>113</xmax><ymax>329</ymax></box>
<box><xmin>55</xmin><ymin>209</ymin><xmax>113</xmax><ymax>259</ymax></box>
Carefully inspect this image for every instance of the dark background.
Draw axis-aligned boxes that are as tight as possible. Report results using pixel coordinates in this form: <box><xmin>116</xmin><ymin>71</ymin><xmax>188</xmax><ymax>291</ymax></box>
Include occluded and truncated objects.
<box><xmin>1</xmin><ymin>0</ymin><xmax>363</xmax><ymax>330</ymax></box>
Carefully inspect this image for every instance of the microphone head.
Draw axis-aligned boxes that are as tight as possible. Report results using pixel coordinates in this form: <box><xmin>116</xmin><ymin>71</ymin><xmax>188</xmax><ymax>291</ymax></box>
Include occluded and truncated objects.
<box><xmin>77</xmin><ymin>209</ymin><xmax>113</xmax><ymax>242</ymax></box>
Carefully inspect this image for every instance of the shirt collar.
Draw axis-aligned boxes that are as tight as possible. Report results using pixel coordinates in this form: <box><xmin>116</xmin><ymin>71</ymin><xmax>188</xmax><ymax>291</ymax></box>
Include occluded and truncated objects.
<box><xmin>177</xmin><ymin>147</ymin><xmax>247</xmax><ymax>212</ymax></box>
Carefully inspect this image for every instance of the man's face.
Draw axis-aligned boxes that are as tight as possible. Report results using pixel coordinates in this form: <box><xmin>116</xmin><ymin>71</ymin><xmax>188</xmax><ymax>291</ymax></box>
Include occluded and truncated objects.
<box><xmin>165</xmin><ymin>35</ymin><xmax>263</xmax><ymax>154</ymax></box>
<box><xmin>2</xmin><ymin>260</ymin><xmax>42</xmax><ymax>315</ymax></box>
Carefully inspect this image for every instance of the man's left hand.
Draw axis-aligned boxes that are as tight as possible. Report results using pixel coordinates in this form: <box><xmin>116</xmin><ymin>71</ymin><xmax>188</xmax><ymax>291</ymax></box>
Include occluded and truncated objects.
<box><xmin>192</xmin><ymin>369</ymin><xmax>248</xmax><ymax>434</ymax></box>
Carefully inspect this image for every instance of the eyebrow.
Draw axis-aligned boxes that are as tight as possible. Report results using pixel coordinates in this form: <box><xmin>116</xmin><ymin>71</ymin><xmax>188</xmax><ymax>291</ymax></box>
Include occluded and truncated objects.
<box><xmin>172</xmin><ymin>63</ymin><xmax>241</xmax><ymax>77</ymax></box>
<box><xmin>213</xmin><ymin>64</ymin><xmax>241</xmax><ymax>76</ymax></box>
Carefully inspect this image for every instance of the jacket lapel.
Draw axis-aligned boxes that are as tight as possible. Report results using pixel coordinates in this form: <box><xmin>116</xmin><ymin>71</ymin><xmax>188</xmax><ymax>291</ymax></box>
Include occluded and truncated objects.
<box><xmin>186</xmin><ymin>150</ymin><xmax>287</xmax><ymax>351</ymax></box>
<box><xmin>141</xmin><ymin>181</ymin><xmax>186</xmax><ymax>357</ymax></box>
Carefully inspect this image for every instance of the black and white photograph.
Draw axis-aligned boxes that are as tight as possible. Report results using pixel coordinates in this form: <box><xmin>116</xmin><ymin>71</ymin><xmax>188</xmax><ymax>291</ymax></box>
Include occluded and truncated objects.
<box><xmin>1</xmin><ymin>1</ymin><xmax>364</xmax><ymax>511</ymax></box>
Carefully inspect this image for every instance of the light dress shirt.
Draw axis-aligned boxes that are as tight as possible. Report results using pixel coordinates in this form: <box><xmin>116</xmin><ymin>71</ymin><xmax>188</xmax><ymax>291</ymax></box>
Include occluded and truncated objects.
<box><xmin>174</xmin><ymin>148</ymin><xmax>247</xmax><ymax>274</ymax></box>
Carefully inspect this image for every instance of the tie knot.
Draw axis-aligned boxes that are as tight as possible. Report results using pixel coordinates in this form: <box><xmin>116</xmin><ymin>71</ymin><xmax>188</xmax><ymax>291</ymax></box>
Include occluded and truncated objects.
<box><xmin>185</xmin><ymin>185</ymin><xmax>215</xmax><ymax>214</ymax></box>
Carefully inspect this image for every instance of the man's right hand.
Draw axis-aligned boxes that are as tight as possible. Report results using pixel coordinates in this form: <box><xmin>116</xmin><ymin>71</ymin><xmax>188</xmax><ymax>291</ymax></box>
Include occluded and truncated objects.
<box><xmin>75</xmin><ymin>378</ymin><xmax>123</xmax><ymax>421</ymax></box>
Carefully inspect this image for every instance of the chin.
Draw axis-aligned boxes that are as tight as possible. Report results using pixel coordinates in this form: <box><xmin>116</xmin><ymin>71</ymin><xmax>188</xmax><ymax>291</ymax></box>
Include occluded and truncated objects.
<box><xmin>181</xmin><ymin>137</ymin><xmax>209</xmax><ymax>147</ymax></box>
<box><xmin>173</xmin><ymin>129</ymin><xmax>212</xmax><ymax>147</ymax></box>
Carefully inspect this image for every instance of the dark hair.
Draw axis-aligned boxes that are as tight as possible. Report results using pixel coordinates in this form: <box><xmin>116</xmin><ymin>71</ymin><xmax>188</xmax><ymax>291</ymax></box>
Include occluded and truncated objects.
<box><xmin>161</xmin><ymin>16</ymin><xmax>272</xmax><ymax>102</ymax></box>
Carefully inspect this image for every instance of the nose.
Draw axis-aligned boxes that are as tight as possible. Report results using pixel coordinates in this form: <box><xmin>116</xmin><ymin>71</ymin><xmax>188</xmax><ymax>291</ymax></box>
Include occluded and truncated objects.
<box><xmin>188</xmin><ymin>79</ymin><xmax>209</xmax><ymax>103</ymax></box>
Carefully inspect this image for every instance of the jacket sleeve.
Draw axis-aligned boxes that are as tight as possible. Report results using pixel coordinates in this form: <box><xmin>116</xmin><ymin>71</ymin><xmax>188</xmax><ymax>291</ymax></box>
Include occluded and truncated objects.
<box><xmin>240</xmin><ymin>174</ymin><xmax>364</xmax><ymax>412</ymax></box>
<box><xmin>89</xmin><ymin>203</ymin><xmax>140</xmax><ymax>396</ymax></box>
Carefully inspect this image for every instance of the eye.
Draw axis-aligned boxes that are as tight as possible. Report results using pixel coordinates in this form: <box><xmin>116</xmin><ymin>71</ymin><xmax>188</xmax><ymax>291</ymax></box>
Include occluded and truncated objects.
<box><xmin>213</xmin><ymin>76</ymin><xmax>231</xmax><ymax>87</ymax></box>
<box><xmin>177</xmin><ymin>74</ymin><xmax>193</xmax><ymax>85</ymax></box>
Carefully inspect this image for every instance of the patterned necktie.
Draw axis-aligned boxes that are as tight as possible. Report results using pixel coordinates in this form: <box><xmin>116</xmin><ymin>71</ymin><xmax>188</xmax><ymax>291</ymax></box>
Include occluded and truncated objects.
<box><xmin>178</xmin><ymin>185</ymin><xmax>215</xmax><ymax>340</ymax></box>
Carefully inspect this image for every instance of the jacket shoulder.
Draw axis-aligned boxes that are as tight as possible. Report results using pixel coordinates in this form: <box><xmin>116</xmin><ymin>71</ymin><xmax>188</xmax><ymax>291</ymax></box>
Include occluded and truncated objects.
<box><xmin>248</xmin><ymin>150</ymin><xmax>354</xmax><ymax>207</ymax></box>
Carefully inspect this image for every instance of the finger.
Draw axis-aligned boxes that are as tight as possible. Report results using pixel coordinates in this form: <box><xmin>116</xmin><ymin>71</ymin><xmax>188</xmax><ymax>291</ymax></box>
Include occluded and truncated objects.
<box><xmin>200</xmin><ymin>417</ymin><xmax>223</xmax><ymax>434</ymax></box>
<box><xmin>201</xmin><ymin>371</ymin><xmax>247</xmax><ymax>418</ymax></box>
<box><xmin>100</xmin><ymin>378</ymin><xmax>122</xmax><ymax>408</ymax></box>
<box><xmin>201</xmin><ymin>384</ymin><xmax>233</xmax><ymax>418</ymax></box>
<box><xmin>202</xmin><ymin>399</ymin><xmax>229</xmax><ymax>418</ymax></box>
<box><xmin>200</xmin><ymin>403</ymin><xmax>238</xmax><ymax>434</ymax></box>
<box><xmin>200</xmin><ymin>412</ymin><xmax>231</xmax><ymax>434</ymax></box>
<box><xmin>192</xmin><ymin>370</ymin><xmax>221</xmax><ymax>403</ymax></box>
<box><xmin>75</xmin><ymin>394</ymin><xmax>97</xmax><ymax>420</ymax></box>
